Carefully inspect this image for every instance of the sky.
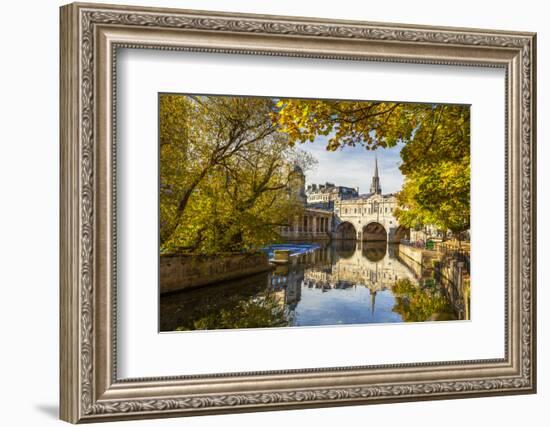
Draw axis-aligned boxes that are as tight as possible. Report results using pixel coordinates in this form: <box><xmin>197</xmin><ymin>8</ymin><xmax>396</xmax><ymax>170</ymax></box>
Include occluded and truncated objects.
<box><xmin>297</xmin><ymin>134</ymin><xmax>405</xmax><ymax>195</ymax></box>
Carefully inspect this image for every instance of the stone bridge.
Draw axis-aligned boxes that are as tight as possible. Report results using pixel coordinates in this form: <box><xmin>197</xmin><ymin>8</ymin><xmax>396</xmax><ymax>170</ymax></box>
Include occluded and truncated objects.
<box><xmin>332</xmin><ymin>194</ymin><xmax>409</xmax><ymax>243</ymax></box>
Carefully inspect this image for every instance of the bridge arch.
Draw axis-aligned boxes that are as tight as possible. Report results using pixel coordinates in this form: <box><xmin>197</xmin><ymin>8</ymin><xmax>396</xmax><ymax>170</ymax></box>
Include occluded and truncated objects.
<box><xmin>390</xmin><ymin>225</ymin><xmax>410</xmax><ymax>243</ymax></box>
<box><xmin>362</xmin><ymin>222</ymin><xmax>387</xmax><ymax>242</ymax></box>
<box><xmin>335</xmin><ymin>221</ymin><xmax>357</xmax><ymax>240</ymax></box>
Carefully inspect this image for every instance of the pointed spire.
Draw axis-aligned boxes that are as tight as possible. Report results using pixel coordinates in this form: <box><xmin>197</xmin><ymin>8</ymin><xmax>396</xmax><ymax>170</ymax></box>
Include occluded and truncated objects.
<box><xmin>369</xmin><ymin>155</ymin><xmax>382</xmax><ymax>195</ymax></box>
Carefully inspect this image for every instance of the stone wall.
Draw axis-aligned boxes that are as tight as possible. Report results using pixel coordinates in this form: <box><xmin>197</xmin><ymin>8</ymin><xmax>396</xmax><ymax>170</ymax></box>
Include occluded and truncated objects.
<box><xmin>160</xmin><ymin>252</ymin><xmax>272</xmax><ymax>294</ymax></box>
<box><xmin>282</xmin><ymin>232</ymin><xmax>331</xmax><ymax>241</ymax></box>
<box><xmin>396</xmin><ymin>244</ymin><xmax>427</xmax><ymax>278</ymax></box>
<box><xmin>435</xmin><ymin>258</ymin><xmax>470</xmax><ymax>320</ymax></box>
<box><xmin>397</xmin><ymin>244</ymin><xmax>470</xmax><ymax>320</ymax></box>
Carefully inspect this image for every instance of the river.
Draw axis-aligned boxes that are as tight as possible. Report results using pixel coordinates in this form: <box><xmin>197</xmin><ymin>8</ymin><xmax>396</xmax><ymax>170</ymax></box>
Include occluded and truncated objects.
<box><xmin>160</xmin><ymin>241</ymin><xmax>457</xmax><ymax>332</ymax></box>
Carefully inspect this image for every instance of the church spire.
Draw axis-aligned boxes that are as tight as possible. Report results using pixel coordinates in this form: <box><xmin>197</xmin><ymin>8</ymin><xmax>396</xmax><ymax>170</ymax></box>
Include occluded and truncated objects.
<box><xmin>370</xmin><ymin>155</ymin><xmax>382</xmax><ymax>195</ymax></box>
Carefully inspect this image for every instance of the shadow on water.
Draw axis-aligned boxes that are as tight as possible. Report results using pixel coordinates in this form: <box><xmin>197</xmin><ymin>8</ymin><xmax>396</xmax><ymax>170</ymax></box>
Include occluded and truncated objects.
<box><xmin>160</xmin><ymin>241</ymin><xmax>458</xmax><ymax>331</ymax></box>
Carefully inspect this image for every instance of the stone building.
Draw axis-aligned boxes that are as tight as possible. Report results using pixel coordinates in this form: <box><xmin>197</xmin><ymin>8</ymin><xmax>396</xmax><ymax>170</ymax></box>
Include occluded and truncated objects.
<box><xmin>369</xmin><ymin>156</ymin><xmax>382</xmax><ymax>195</ymax></box>
<box><xmin>280</xmin><ymin>158</ymin><xmax>409</xmax><ymax>243</ymax></box>
<box><xmin>305</xmin><ymin>182</ymin><xmax>358</xmax><ymax>209</ymax></box>
<box><xmin>332</xmin><ymin>157</ymin><xmax>409</xmax><ymax>243</ymax></box>
<box><xmin>281</xmin><ymin>164</ymin><xmax>333</xmax><ymax>240</ymax></box>
<box><xmin>287</xmin><ymin>164</ymin><xmax>307</xmax><ymax>206</ymax></box>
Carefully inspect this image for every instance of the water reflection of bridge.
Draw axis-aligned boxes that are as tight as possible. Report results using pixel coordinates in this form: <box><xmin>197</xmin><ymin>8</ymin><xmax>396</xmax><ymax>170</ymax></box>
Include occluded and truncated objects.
<box><xmin>269</xmin><ymin>241</ymin><xmax>418</xmax><ymax>318</ymax></box>
<box><xmin>302</xmin><ymin>241</ymin><xmax>416</xmax><ymax>294</ymax></box>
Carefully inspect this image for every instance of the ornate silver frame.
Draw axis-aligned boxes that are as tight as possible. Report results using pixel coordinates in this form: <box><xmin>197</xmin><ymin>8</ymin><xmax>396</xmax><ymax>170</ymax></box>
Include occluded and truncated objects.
<box><xmin>60</xmin><ymin>2</ymin><xmax>537</xmax><ymax>423</ymax></box>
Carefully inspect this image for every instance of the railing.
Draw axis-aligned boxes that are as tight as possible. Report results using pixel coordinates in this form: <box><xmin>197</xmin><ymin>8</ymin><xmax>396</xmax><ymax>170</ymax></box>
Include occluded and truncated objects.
<box><xmin>437</xmin><ymin>243</ymin><xmax>470</xmax><ymax>274</ymax></box>
<box><xmin>399</xmin><ymin>239</ymin><xmax>470</xmax><ymax>274</ymax></box>
<box><xmin>399</xmin><ymin>239</ymin><xmax>429</xmax><ymax>249</ymax></box>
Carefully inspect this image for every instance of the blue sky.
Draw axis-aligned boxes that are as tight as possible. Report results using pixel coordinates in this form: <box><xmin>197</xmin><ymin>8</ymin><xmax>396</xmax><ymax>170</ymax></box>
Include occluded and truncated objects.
<box><xmin>297</xmin><ymin>134</ymin><xmax>405</xmax><ymax>195</ymax></box>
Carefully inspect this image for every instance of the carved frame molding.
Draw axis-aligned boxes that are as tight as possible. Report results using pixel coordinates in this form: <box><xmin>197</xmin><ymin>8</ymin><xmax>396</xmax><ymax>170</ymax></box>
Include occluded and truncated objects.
<box><xmin>60</xmin><ymin>2</ymin><xmax>536</xmax><ymax>423</ymax></box>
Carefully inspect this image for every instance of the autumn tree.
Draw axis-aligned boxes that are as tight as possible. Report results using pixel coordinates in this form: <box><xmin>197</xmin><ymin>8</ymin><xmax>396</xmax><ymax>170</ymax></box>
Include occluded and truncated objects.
<box><xmin>273</xmin><ymin>99</ymin><xmax>470</xmax><ymax>238</ymax></box>
<box><xmin>160</xmin><ymin>94</ymin><xmax>311</xmax><ymax>254</ymax></box>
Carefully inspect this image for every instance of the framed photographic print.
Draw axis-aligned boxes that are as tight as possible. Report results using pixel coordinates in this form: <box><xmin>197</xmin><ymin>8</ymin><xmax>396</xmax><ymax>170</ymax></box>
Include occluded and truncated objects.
<box><xmin>60</xmin><ymin>2</ymin><xmax>537</xmax><ymax>423</ymax></box>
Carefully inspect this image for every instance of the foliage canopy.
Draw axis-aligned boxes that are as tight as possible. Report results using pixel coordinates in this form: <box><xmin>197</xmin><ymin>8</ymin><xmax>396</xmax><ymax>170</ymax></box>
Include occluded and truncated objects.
<box><xmin>160</xmin><ymin>95</ymin><xmax>314</xmax><ymax>254</ymax></box>
<box><xmin>160</xmin><ymin>94</ymin><xmax>470</xmax><ymax>256</ymax></box>
<box><xmin>274</xmin><ymin>99</ymin><xmax>470</xmax><ymax>236</ymax></box>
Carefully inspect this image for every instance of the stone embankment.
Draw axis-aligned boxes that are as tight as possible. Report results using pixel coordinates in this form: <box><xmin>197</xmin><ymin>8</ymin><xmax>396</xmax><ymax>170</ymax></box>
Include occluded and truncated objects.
<box><xmin>160</xmin><ymin>252</ymin><xmax>272</xmax><ymax>294</ymax></box>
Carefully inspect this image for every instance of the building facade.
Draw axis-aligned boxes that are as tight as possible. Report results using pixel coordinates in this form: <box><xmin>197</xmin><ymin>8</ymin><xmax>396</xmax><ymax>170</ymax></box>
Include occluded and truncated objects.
<box><xmin>305</xmin><ymin>182</ymin><xmax>358</xmax><ymax>209</ymax></box>
<box><xmin>281</xmin><ymin>164</ymin><xmax>333</xmax><ymax>240</ymax></box>
<box><xmin>334</xmin><ymin>193</ymin><xmax>406</xmax><ymax>242</ymax></box>
<box><xmin>281</xmin><ymin>158</ymin><xmax>409</xmax><ymax>243</ymax></box>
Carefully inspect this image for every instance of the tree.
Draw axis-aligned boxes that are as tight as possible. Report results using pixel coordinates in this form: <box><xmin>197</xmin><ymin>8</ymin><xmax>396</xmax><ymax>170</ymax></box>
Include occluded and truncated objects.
<box><xmin>160</xmin><ymin>95</ymin><xmax>306</xmax><ymax>254</ymax></box>
<box><xmin>273</xmin><ymin>99</ymin><xmax>470</xmax><ymax>237</ymax></box>
<box><xmin>395</xmin><ymin>158</ymin><xmax>470</xmax><ymax>237</ymax></box>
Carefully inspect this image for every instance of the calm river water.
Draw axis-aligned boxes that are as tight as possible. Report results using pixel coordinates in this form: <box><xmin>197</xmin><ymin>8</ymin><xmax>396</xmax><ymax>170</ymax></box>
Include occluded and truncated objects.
<box><xmin>160</xmin><ymin>241</ymin><xmax>456</xmax><ymax>332</ymax></box>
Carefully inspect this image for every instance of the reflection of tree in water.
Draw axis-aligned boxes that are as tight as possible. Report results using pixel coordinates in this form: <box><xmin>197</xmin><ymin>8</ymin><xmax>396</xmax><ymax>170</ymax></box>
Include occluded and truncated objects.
<box><xmin>391</xmin><ymin>279</ymin><xmax>456</xmax><ymax>322</ymax></box>
<box><xmin>160</xmin><ymin>272</ymin><xmax>290</xmax><ymax>331</ymax></box>
<box><xmin>182</xmin><ymin>290</ymin><xmax>289</xmax><ymax>331</ymax></box>
<box><xmin>162</xmin><ymin>243</ymin><xmax>458</xmax><ymax>331</ymax></box>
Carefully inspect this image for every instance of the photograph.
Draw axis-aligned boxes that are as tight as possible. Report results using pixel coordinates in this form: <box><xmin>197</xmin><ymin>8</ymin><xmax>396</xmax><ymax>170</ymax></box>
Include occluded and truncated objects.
<box><xmin>159</xmin><ymin>94</ymin><xmax>471</xmax><ymax>331</ymax></box>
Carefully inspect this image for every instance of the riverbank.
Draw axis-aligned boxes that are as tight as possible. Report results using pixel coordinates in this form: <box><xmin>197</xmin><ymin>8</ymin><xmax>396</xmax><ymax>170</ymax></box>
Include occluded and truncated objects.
<box><xmin>160</xmin><ymin>252</ymin><xmax>272</xmax><ymax>294</ymax></box>
<box><xmin>397</xmin><ymin>244</ymin><xmax>440</xmax><ymax>278</ymax></box>
<box><xmin>397</xmin><ymin>243</ymin><xmax>470</xmax><ymax>320</ymax></box>
<box><xmin>160</xmin><ymin>241</ymin><xmax>415</xmax><ymax>331</ymax></box>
